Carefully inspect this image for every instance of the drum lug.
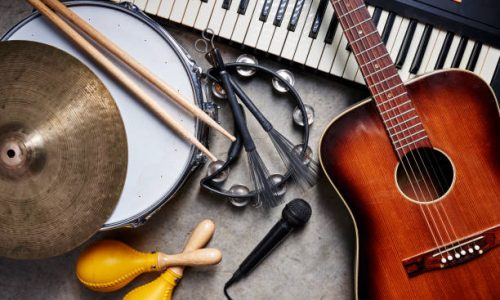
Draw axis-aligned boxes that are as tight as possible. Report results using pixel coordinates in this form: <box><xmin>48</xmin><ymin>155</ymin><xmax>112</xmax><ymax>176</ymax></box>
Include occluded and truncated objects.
<box><xmin>116</xmin><ymin>1</ymin><xmax>141</xmax><ymax>13</ymax></box>
<box><xmin>127</xmin><ymin>216</ymin><xmax>148</xmax><ymax>228</ymax></box>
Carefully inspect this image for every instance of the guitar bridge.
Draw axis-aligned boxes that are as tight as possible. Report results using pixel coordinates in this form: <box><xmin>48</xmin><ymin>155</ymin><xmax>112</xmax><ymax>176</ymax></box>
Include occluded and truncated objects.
<box><xmin>402</xmin><ymin>225</ymin><xmax>499</xmax><ymax>277</ymax></box>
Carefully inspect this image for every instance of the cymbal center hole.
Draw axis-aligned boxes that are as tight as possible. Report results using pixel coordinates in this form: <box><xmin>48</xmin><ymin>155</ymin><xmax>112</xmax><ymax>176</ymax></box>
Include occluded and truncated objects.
<box><xmin>7</xmin><ymin>149</ymin><xmax>15</xmax><ymax>158</ymax></box>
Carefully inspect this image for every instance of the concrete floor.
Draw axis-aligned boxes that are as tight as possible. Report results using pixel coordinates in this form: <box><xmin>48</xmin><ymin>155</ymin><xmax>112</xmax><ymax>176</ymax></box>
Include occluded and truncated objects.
<box><xmin>0</xmin><ymin>1</ymin><xmax>369</xmax><ymax>299</ymax></box>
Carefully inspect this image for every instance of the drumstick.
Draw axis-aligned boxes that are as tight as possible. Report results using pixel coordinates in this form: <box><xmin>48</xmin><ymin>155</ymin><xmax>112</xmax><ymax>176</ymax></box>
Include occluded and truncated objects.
<box><xmin>27</xmin><ymin>0</ymin><xmax>218</xmax><ymax>162</ymax></box>
<box><xmin>40</xmin><ymin>0</ymin><xmax>236</xmax><ymax>143</ymax></box>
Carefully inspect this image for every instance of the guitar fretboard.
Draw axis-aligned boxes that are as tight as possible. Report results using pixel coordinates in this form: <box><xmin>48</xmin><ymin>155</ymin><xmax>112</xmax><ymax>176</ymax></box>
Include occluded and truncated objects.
<box><xmin>330</xmin><ymin>0</ymin><xmax>431</xmax><ymax>156</ymax></box>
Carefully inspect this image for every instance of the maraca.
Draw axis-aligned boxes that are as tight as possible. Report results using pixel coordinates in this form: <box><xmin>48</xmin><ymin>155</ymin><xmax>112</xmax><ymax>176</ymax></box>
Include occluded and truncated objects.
<box><xmin>76</xmin><ymin>225</ymin><xmax>221</xmax><ymax>292</ymax></box>
<box><xmin>123</xmin><ymin>219</ymin><xmax>217</xmax><ymax>300</ymax></box>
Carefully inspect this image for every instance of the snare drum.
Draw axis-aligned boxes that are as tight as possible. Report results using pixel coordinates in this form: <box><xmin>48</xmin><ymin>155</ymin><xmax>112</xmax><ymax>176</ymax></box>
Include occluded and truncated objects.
<box><xmin>2</xmin><ymin>1</ymin><xmax>209</xmax><ymax>229</ymax></box>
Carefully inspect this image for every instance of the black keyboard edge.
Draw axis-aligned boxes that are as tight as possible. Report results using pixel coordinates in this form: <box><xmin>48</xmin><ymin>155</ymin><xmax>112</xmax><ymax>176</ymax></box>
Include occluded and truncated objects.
<box><xmin>365</xmin><ymin>0</ymin><xmax>500</xmax><ymax>49</ymax></box>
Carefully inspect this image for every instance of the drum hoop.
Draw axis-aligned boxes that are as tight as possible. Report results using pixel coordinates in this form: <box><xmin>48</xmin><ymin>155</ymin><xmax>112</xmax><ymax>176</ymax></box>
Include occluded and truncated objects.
<box><xmin>1</xmin><ymin>0</ymin><xmax>210</xmax><ymax>230</ymax></box>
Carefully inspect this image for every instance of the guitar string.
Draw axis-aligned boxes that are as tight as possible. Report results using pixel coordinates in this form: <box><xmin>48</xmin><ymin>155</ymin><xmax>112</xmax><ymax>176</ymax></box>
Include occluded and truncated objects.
<box><xmin>337</xmin><ymin>0</ymin><xmax>465</xmax><ymax>257</ymax></box>
<box><xmin>333</xmin><ymin>0</ymin><xmax>454</xmax><ymax>258</ymax></box>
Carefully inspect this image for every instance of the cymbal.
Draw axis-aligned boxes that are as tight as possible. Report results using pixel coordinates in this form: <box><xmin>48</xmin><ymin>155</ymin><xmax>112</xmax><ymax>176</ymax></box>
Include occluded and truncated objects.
<box><xmin>0</xmin><ymin>41</ymin><xmax>128</xmax><ymax>259</ymax></box>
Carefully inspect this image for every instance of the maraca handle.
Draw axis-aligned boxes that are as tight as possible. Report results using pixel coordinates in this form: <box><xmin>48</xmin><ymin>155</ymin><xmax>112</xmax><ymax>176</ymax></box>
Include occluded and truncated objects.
<box><xmin>158</xmin><ymin>248</ymin><xmax>222</xmax><ymax>269</ymax></box>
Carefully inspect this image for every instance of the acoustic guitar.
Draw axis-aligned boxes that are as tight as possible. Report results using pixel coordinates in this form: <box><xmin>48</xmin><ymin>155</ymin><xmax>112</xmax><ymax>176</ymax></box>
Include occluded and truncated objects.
<box><xmin>319</xmin><ymin>0</ymin><xmax>499</xmax><ymax>298</ymax></box>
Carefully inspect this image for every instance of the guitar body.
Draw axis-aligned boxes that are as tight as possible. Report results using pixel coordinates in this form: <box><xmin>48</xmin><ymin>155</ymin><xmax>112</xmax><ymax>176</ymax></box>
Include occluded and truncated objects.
<box><xmin>320</xmin><ymin>70</ymin><xmax>500</xmax><ymax>299</ymax></box>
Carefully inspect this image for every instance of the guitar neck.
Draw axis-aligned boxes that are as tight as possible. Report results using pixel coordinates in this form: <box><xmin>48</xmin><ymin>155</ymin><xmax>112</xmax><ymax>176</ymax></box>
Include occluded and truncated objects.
<box><xmin>330</xmin><ymin>0</ymin><xmax>432</xmax><ymax>156</ymax></box>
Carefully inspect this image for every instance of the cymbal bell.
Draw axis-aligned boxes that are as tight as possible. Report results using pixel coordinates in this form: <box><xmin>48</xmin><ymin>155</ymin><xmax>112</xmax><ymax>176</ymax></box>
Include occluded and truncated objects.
<box><xmin>0</xmin><ymin>41</ymin><xmax>128</xmax><ymax>259</ymax></box>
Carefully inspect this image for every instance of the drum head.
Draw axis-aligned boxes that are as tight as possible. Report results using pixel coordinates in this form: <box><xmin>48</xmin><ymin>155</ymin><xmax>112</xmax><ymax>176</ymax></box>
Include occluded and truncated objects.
<box><xmin>3</xmin><ymin>1</ymin><xmax>203</xmax><ymax>229</ymax></box>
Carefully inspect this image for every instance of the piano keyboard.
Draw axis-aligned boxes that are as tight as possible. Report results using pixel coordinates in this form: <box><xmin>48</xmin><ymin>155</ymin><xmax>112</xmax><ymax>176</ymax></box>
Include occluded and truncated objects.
<box><xmin>129</xmin><ymin>0</ymin><xmax>500</xmax><ymax>97</ymax></box>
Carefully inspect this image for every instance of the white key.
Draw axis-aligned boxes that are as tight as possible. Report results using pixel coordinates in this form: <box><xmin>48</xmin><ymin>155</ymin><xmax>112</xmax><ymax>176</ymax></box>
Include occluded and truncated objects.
<box><xmin>133</xmin><ymin>0</ymin><xmax>148</xmax><ymax>10</ymax></box>
<box><xmin>412</xmin><ymin>27</ymin><xmax>439</xmax><ymax>77</ymax></box>
<box><xmin>458</xmin><ymin>39</ymin><xmax>476</xmax><ymax>69</ymax></box>
<box><xmin>281</xmin><ymin>0</ymin><xmax>314</xmax><ymax>60</ymax></box>
<box><xmin>194</xmin><ymin>0</ymin><xmax>218</xmax><ymax>30</ymax></box>
<box><xmin>207</xmin><ymin>0</ymin><xmax>228</xmax><ymax>34</ymax></box>
<box><xmin>330</xmin><ymin>33</ymin><xmax>349</xmax><ymax>77</ymax></box>
<box><xmin>231</xmin><ymin>0</ymin><xmax>259</xmax><ymax>43</ymax></box>
<box><xmin>305</xmin><ymin>4</ymin><xmax>334</xmax><ymax>68</ymax></box>
<box><xmin>399</xmin><ymin>23</ymin><xmax>424</xmax><ymax>81</ymax></box>
<box><xmin>170</xmin><ymin>0</ymin><xmax>189</xmax><ymax>23</ymax></box>
<box><xmin>182</xmin><ymin>0</ymin><xmax>203</xmax><ymax>27</ymax></box>
<box><xmin>157</xmin><ymin>0</ymin><xmax>175</xmax><ymax>19</ymax></box>
<box><xmin>145</xmin><ymin>0</ymin><xmax>162</xmax><ymax>14</ymax></box>
<box><xmin>268</xmin><ymin>0</ymin><xmax>298</xmax><ymax>55</ymax></box>
<box><xmin>243</xmin><ymin>0</ymin><xmax>266</xmax><ymax>47</ymax></box>
<box><xmin>424</xmin><ymin>29</ymin><xmax>446</xmax><ymax>72</ymax></box>
<box><xmin>443</xmin><ymin>35</ymin><xmax>461</xmax><ymax>69</ymax></box>
<box><xmin>385</xmin><ymin>16</ymin><xmax>403</xmax><ymax>57</ymax></box>
<box><xmin>318</xmin><ymin>14</ymin><xmax>343</xmax><ymax>73</ymax></box>
<box><xmin>389</xmin><ymin>18</ymin><xmax>409</xmax><ymax>62</ymax></box>
<box><xmin>293</xmin><ymin>0</ymin><xmax>320</xmax><ymax>64</ymax></box>
<box><xmin>256</xmin><ymin>0</ymin><xmax>282</xmax><ymax>51</ymax></box>
<box><xmin>474</xmin><ymin>45</ymin><xmax>490</xmax><ymax>73</ymax></box>
<box><xmin>479</xmin><ymin>48</ymin><xmax>500</xmax><ymax>83</ymax></box>
<box><xmin>219</xmin><ymin>0</ymin><xmax>241</xmax><ymax>39</ymax></box>
<box><xmin>354</xmin><ymin>9</ymin><xmax>389</xmax><ymax>83</ymax></box>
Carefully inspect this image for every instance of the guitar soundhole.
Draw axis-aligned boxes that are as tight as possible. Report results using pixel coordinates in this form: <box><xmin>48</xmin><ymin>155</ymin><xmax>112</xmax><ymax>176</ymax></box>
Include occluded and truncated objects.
<box><xmin>395</xmin><ymin>148</ymin><xmax>455</xmax><ymax>204</ymax></box>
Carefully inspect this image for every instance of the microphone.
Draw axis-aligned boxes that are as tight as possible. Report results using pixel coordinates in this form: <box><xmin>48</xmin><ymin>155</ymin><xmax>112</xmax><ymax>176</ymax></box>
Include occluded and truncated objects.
<box><xmin>224</xmin><ymin>199</ymin><xmax>312</xmax><ymax>298</ymax></box>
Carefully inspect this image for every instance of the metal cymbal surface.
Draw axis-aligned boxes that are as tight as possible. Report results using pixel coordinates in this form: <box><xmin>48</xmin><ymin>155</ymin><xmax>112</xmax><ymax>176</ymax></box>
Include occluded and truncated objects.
<box><xmin>0</xmin><ymin>41</ymin><xmax>128</xmax><ymax>259</ymax></box>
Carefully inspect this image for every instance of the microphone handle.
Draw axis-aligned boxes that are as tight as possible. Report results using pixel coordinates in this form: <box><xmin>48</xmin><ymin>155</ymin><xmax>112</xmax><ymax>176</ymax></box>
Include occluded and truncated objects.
<box><xmin>237</xmin><ymin>219</ymin><xmax>292</xmax><ymax>277</ymax></box>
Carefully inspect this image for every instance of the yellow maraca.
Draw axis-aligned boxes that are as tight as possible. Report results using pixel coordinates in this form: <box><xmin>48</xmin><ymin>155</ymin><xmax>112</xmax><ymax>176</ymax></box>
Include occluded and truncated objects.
<box><xmin>76</xmin><ymin>222</ymin><xmax>220</xmax><ymax>292</ymax></box>
<box><xmin>123</xmin><ymin>219</ymin><xmax>217</xmax><ymax>300</ymax></box>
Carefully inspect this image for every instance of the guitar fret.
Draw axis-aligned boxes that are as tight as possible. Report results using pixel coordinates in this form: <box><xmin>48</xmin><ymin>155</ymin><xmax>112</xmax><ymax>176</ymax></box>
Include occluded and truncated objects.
<box><xmin>370</xmin><ymin>73</ymin><xmax>400</xmax><ymax>88</ymax></box>
<box><xmin>384</xmin><ymin>108</ymin><xmax>415</xmax><ymax>122</ymax></box>
<box><xmin>394</xmin><ymin>135</ymin><xmax>428</xmax><ymax>150</ymax></box>
<box><xmin>365</xmin><ymin>64</ymin><xmax>393</xmax><ymax>78</ymax></box>
<box><xmin>343</xmin><ymin>18</ymin><xmax>372</xmax><ymax>32</ymax></box>
<box><xmin>389</xmin><ymin>122</ymin><xmax>422</xmax><ymax>137</ymax></box>
<box><xmin>356</xmin><ymin>42</ymin><xmax>384</xmax><ymax>56</ymax></box>
<box><xmin>381</xmin><ymin>100</ymin><xmax>412</xmax><ymax>115</ymax></box>
<box><xmin>350</xmin><ymin>29</ymin><xmax>378</xmax><ymax>45</ymax></box>
<box><xmin>393</xmin><ymin>129</ymin><xmax>427</xmax><ymax>145</ymax></box>
<box><xmin>376</xmin><ymin>91</ymin><xmax>407</xmax><ymax>106</ymax></box>
<box><xmin>359</xmin><ymin>53</ymin><xmax>391</xmax><ymax>68</ymax></box>
<box><xmin>373</xmin><ymin>83</ymin><xmax>404</xmax><ymax>98</ymax></box>
<box><xmin>337</xmin><ymin>4</ymin><xmax>365</xmax><ymax>19</ymax></box>
<box><xmin>386</xmin><ymin>115</ymin><xmax>418</xmax><ymax>130</ymax></box>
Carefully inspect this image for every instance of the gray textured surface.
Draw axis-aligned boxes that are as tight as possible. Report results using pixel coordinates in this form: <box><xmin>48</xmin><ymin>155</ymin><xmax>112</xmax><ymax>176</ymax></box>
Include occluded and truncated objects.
<box><xmin>0</xmin><ymin>1</ymin><xmax>369</xmax><ymax>299</ymax></box>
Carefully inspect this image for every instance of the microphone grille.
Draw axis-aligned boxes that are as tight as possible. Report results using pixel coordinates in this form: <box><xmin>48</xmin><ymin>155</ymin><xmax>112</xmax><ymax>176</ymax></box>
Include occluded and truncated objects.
<box><xmin>282</xmin><ymin>199</ymin><xmax>312</xmax><ymax>227</ymax></box>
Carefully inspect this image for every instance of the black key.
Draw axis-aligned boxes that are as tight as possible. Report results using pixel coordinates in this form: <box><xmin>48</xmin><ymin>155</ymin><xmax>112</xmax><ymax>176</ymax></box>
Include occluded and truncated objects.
<box><xmin>381</xmin><ymin>12</ymin><xmax>396</xmax><ymax>44</ymax></box>
<box><xmin>309</xmin><ymin>0</ymin><xmax>329</xmax><ymax>39</ymax></box>
<box><xmin>490</xmin><ymin>58</ymin><xmax>500</xmax><ymax>102</ymax></box>
<box><xmin>466</xmin><ymin>42</ymin><xmax>482</xmax><ymax>70</ymax></box>
<box><xmin>395</xmin><ymin>19</ymin><xmax>417</xmax><ymax>69</ymax></box>
<box><xmin>274</xmin><ymin>0</ymin><xmax>290</xmax><ymax>26</ymax></box>
<box><xmin>259</xmin><ymin>0</ymin><xmax>274</xmax><ymax>22</ymax></box>
<box><xmin>324</xmin><ymin>15</ymin><xmax>338</xmax><ymax>44</ymax></box>
<box><xmin>372</xmin><ymin>7</ymin><xmax>382</xmax><ymax>26</ymax></box>
<box><xmin>201</xmin><ymin>0</ymin><xmax>208</xmax><ymax>2</ymax></box>
<box><xmin>288</xmin><ymin>0</ymin><xmax>306</xmax><ymax>31</ymax></box>
<box><xmin>238</xmin><ymin>0</ymin><xmax>251</xmax><ymax>14</ymax></box>
<box><xmin>409</xmin><ymin>25</ymin><xmax>432</xmax><ymax>74</ymax></box>
<box><xmin>451</xmin><ymin>37</ymin><xmax>468</xmax><ymax>68</ymax></box>
<box><xmin>222</xmin><ymin>0</ymin><xmax>232</xmax><ymax>10</ymax></box>
<box><xmin>434</xmin><ymin>31</ymin><xmax>454</xmax><ymax>69</ymax></box>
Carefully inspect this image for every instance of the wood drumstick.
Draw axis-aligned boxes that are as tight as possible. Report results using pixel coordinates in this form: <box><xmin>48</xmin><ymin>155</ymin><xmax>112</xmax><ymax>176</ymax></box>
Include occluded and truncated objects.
<box><xmin>40</xmin><ymin>0</ymin><xmax>236</xmax><ymax>143</ymax></box>
<box><xmin>27</xmin><ymin>0</ymin><xmax>218</xmax><ymax>162</ymax></box>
